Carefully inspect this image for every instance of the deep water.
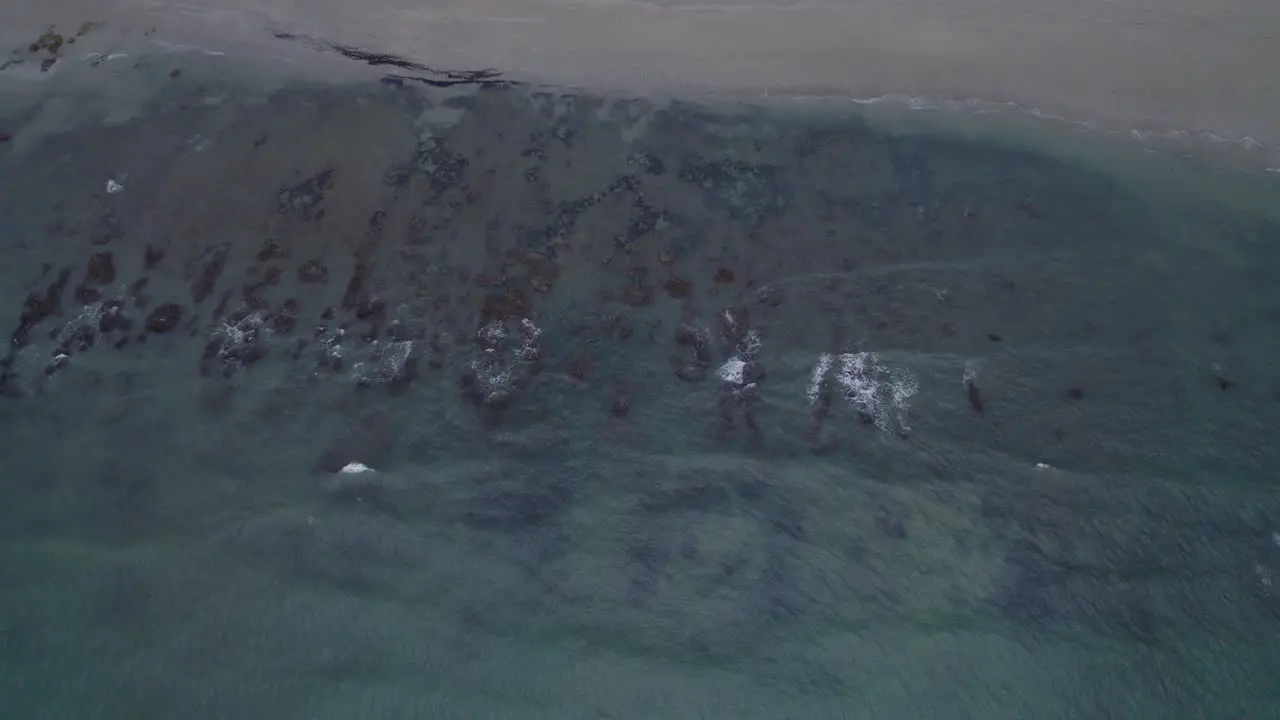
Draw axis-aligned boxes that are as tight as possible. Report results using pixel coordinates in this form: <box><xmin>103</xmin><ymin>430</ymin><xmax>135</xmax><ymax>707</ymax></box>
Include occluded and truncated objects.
<box><xmin>1</xmin><ymin>57</ymin><xmax>1279</xmax><ymax>719</ymax></box>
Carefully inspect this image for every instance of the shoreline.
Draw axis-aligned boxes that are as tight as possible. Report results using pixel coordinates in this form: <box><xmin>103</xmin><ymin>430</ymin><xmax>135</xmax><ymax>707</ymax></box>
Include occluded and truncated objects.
<box><xmin>104</xmin><ymin>1</ymin><xmax>1280</xmax><ymax>142</ymax></box>
<box><xmin>2</xmin><ymin>2</ymin><xmax>1279</xmax><ymax>178</ymax></box>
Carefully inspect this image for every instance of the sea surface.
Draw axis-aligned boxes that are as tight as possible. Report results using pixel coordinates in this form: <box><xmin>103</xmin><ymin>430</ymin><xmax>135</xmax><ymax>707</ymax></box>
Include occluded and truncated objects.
<box><xmin>2</xmin><ymin>27</ymin><xmax>1280</xmax><ymax>720</ymax></box>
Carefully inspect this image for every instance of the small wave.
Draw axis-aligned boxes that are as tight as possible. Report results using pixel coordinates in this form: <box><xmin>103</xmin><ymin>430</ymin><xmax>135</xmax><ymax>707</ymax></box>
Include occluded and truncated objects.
<box><xmin>150</xmin><ymin>39</ymin><xmax>227</xmax><ymax>57</ymax></box>
<box><xmin>790</xmin><ymin>91</ymin><xmax>1272</xmax><ymax>166</ymax></box>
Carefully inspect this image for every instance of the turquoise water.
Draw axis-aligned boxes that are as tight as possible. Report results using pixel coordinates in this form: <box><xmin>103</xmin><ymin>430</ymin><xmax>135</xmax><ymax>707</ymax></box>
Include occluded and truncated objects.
<box><xmin>1</xmin><ymin>51</ymin><xmax>1279</xmax><ymax>719</ymax></box>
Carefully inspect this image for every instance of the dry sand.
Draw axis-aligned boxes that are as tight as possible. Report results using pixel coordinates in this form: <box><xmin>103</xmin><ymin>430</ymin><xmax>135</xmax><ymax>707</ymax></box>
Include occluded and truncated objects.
<box><xmin>4</xmin><ymin>0</ymin><xmax>1278</xmax><ymax>154</ymax></box>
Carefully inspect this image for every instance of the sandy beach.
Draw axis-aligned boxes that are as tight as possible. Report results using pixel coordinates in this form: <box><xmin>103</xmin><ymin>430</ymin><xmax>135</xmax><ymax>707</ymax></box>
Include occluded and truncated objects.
<box><xmin>4</xmin><ymin>0</ymin><xmax>1279</xmax><ymax>152</ymax></box>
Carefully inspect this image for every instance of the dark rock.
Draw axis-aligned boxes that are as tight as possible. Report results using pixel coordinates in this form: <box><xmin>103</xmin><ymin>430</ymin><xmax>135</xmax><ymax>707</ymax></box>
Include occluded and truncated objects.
<box><xmin>97</xmin><ymin>300</ymin><xmax>132</xmax><ymax>333</ymax></box>
<box><xmin>615</xmin><ymin>197</ymin><xmax>667</xmax><ymax>248</ymax></box>
<box><xmin>718</xmin><ymin>306</ymin><xmax>750</xmax><ymax>348</ymax></box>
<box><xmin>202</xmin><ymin>313</ymin><xmax>267</xmax><ymax>376</ymax></box>
<box><xmin>143</xmin><ymin>244</ymin><xmax>165</xmax><ymax>270</ymax></box>
<box><xmin>269</xmin><ymin>299</ymin><xmax>299</xmax><ymax>333</ymax></box>
<box><xmin>73</xmin><ymin>285</ymin><xmax>102</xmax><ymax>304</ymax></box>
<box><xmin>241</xmin><ymin>282</ymin><xmax>270</xmax><ymax>311</ymax></box>
<box><xmin>298</xmin><ymin>260</ymin><xmax>329</xmax><ymax>284</ymax></box>
<box><xmin>663</xmin><ymin>276</ymin><xmax>692</xmax><ymax>299</ymax></box>
<box><xmin>211</xmin><ymin>289</ymin><xmax>232</xmax><ymax>320</ymax></box>
<box><xmin>256</xmin><ymin>239</ymin><xmax>285</xmax><ymax>262</ymax></box>
<box><xmin>341</xmin><ymin>264</ymin><xmax>369</xmax><ymax>311</ymax></box>
<box><xmin>44</xmin><ymin>353</ymin><xmax>69</xmax><ymax>377</ymax></box>
<box><xmin>189</xmin><ymin>244</ymin><xmax>228</xmax><ymax>303</ymax></box>
<box><xmin>610</xmin><ymin>393</ymin><xmax>631</xmax><ymax>417</ymax></box>
<box><xmin>966</xmin><ymin>379</ymin><xmax>984</xmax><ymax>415</ymax></box>
<box><xmin>624</xmin><ymin>280</ymin><xmax>655</xmax><ymax>306</ymax></box>
<box><xmin>355</xmin><ymin>298</ymin><xmax>386</xmax><ymax>321</ymax></box>
<box><xmin>276</xmin><ymin>168</ymin><xmax>334</xmax><ymax>219</ymax></box>
<box><xmin>11</xmin><ymin>267</ymin><xmax>72</xmax><ymax>349</ymax></box>
<box><xmin>84</xmin><ymin>252</ymin><xmax>116</xmax><ymax>285</ymax></box>
<box><xmin>144</xmin><ymin>303</ymin><xmax>183</xmax><ymax>333</ymax></box>
<box><xmin>479</xmin><ymin>290</ymin><xmax>528</xmax><ymax>324</ymax></box>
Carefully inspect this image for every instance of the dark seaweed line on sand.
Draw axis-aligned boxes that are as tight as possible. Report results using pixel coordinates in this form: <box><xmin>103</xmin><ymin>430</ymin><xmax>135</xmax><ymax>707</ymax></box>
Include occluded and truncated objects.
<box><xmin>269</xmin><ymin>29</ymin><xmax>512</xmax><ymax>89</ymax></box>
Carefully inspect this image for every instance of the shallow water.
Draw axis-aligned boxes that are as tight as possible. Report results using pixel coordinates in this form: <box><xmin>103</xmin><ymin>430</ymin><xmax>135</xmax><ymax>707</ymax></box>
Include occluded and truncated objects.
<box><xmin>1</xmin><ymin>40</ymin><xmax>1280</xmax><ymax>720</ymax></box>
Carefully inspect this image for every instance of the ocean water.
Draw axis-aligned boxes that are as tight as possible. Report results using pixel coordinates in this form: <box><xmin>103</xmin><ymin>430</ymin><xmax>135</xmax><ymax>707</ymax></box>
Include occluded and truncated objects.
<box><xmin>2</xmin><ymin>39</ymin><xmax>1280</xmax><ymax>720</ymax></box>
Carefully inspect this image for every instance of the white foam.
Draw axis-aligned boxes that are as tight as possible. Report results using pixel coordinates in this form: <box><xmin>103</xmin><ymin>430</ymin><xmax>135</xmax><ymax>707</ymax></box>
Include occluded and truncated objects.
<box><xmin>350</xmin><ymin>340</ymin><xmax>414</xmax><ymax>386</ymax></box>
<box><xmin>478</xmin><ymin>322</ymin><xmax>506</xmax><ymax>348</ymax></box>
<box><xmin>515</xmin><ymin>318</ymin><xmax>542</xmax><ymax>360</ymax></box>
<box><xmin>806</xmin><ymin>353</ymin><xmax>833</xmax><ymax>407</ymax></box>
<box><xmin>791</xmin><ymin>91</ymin><xmax>1275</xmax><ymax>170</ymax></box>
<box><xmin>717</xmin><ymin>357</ymin><xmax>746</xmax><ymax>385</ymax></box>
<box><xmin>212</xmin><ymin>312</ymin><xmax>264</xmax><ymax>368</ymax></box>
<box><xmin>814</xmin><ymin>351</ymin><xmax>919</xmax><ymax>434</ymax></box>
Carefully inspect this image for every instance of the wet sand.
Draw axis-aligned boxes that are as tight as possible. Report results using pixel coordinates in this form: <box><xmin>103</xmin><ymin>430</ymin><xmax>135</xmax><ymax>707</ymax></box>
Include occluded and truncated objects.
<box><xmin>6</xmin><ymin>0</ymin><xmax>1279</xmax><ymax>157</ymax></box>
